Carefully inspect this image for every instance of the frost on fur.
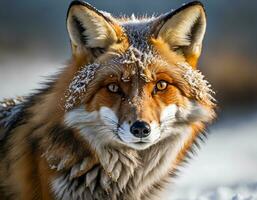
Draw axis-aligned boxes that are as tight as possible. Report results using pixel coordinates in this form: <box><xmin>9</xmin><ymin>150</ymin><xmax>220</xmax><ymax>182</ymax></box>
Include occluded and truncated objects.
<box><xmin>65</xmin><ymin>63</ymin><xmax>100</xmax><ymax>110</ymax></box>
<box><xmin>111</xmin><ymin>46</ymin><xmax>159</xmax><ymax>82</ymax></box>
<box><xmin>64</xmin><ymin>46</ymin><xmax>159</xmax><ymax>110</ymax></box>
<box><xmin>177</xmin><ymin>62</ymin><xmax>216</xmax><ymax>106</ymax></box>
<box><xmin>64</xmin><ymin>54</ymin><xmax>216</xmax><ymax>111</ymax></box>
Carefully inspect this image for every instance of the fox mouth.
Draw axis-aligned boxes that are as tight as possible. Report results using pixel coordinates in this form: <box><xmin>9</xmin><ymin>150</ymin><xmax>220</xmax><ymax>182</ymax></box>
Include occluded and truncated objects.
<box><xmin>133</xmin><ymin>140</ymin><xmax>155</xmax><ymax>147</ymax></box>
<box><xmin>115</xmin><ymin>130</ymin><xmax>161</xmax><ymax>150</ymax></box>
<box><xmin>118</xmin><ymin>139</ymin><xmax>155</xmax><ymax>150</ymax></box>
<box><xmin>120</xmin><ymin>138</ymin><xmax>154</xmax><ymax>144</ymax></box>
<box><xmin>135</xmin><ymin>141</ymin><xmax>148</xmax><ymax>144</ymax></box>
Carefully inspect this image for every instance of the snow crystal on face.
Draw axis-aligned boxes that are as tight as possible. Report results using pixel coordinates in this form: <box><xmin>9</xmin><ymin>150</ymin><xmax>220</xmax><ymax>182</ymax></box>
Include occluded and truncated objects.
<box><xmin>177</xmin><ymin>62</ymin><xmax>216</xmax><ymax>104</ymax></box>
<box><xmin>119</xmin><ymin>18</ymin><xmax>170</xmax><ymax>82</ymax></box>
<box><xmin>65</xmin><ymin>63</ymin><xmax>100</xmax><ymax>111</ymax></box>
<box><xmin>111</xmin><ymin>45</ymin><xmax>158</xmax><ymax>82</ymax></box>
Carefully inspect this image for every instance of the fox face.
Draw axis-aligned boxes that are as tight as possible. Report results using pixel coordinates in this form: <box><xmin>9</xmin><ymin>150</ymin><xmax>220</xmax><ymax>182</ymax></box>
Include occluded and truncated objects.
<box><xmin>63</xmin><ymin>1</ymin><xmax>215</xmax><ymax>151</ymax></box>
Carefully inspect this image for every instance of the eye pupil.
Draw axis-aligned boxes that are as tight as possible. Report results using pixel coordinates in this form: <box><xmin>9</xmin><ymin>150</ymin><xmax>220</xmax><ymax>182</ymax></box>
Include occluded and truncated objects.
<box><xmin>156</xmin><ymin>80</ymin><xmax>168</xmax><ymax>91</ymax></box>
<box><xmin>108</xmin><ymin>83</ymin><xmax>119</xmax><ymax>93</ymax></box>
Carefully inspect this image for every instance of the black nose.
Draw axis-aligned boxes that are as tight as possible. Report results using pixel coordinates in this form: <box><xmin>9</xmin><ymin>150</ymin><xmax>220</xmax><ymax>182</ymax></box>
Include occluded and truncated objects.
<box><xmin>130</xmin><ymin>120</ymin><xmax>151</xmax><ymax>138</ymax></box>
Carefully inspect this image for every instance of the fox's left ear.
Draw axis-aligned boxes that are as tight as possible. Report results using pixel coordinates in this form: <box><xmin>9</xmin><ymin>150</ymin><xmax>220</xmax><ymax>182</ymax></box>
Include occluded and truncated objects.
<box><xmin>66</xmin><ymin>1</ymin><xmax>121</xmax><ymax>58</ymax></box>
<box><xmin>153</xmin><ymin>1</ymin><xmax>206</xmax><ymax>68</ymax></box>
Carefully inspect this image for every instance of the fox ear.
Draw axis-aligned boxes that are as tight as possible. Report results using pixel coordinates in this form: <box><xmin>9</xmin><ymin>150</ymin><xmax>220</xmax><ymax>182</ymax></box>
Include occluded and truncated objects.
<box><xmin>154</xmin><ymin>1</ymin><xmax>206</xmax><ymax>68</ymax></box>
<box><xmin>67</xmin><ymin>1</ymin><xmax>119</xmax><ymax>57</ymax></box>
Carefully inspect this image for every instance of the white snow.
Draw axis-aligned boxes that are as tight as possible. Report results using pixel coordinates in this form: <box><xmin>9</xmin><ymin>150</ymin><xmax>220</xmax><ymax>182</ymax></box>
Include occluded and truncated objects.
<box><xmin>163</xmin><ymin>111</ymin><xmax>257</xmax><ymax>200</ymax></box>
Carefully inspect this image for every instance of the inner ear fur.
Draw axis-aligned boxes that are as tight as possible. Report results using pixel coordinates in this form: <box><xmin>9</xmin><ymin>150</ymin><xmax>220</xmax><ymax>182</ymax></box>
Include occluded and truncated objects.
<box><xmin>153</xmin><ymin>1</ymin><xmax>206</xmax><ymax>68</ymax></box>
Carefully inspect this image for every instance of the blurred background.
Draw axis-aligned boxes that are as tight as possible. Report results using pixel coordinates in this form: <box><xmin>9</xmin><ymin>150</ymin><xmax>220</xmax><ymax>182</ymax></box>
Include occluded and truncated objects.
<box><xmin>0</xmin><ymin>0</ymin><xmax>256</xmax><ymax>199</ymax></box>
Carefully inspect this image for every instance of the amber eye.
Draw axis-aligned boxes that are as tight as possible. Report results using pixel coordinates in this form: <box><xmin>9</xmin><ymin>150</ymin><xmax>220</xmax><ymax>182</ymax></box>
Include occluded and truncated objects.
<box><xmin>156</xmin><ymin>80</ymin><xmax>168</xmax><ymax>91</ymax></box>
<box><xmin>107</xmin><ymin>83</ymin><xmax>119</xmax><ymax>93</ymax></box>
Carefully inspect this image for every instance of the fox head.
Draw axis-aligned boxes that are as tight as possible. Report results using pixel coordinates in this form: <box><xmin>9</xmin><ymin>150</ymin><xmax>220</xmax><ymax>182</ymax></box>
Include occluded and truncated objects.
<box><xmin>62</xmin><ymin>1</ymin><xmax>215</xmax><ymax>150</ymax></box>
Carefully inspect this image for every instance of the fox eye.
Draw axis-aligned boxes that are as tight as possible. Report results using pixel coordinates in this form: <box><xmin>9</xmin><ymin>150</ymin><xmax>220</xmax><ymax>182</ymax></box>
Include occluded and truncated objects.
<box><xmin>156</xmin><ymin>80</ymin><xmax>168</xmax><ymax>91</ymax></box>
<box><xmin>107</xmin><ymin>83</ymin><xmax>119</xmax><ymax>93</ymax></box>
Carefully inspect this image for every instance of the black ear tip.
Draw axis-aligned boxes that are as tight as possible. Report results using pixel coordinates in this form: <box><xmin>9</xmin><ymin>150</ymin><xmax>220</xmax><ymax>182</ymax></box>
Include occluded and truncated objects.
<box><xmin>168</xmin><ymin>1</ymin><xmax>206</xmax><ymax>19</ymax></box>
<box><xmin>67</xmin><ymin>1</ymin><xmax>98</xmax><ymax>21</ymax></box>
<box><xmin>186</xmin><ymin>1</ymin><xmax>206</xmax><ymax>17</ymax></box>
<box><xmin>185</xmin><ymin>1</ymin><xmax>204</xmax><ymax>8</ymax></box>
<box><xmin>67</xmin><ymin>0</ymin><xmax>95</xmax><ymax>14</ymax></box>
<box><xmin>181</xmin><ymin>1</ymin><xmax>205</xmax><ymax>11</ymax></box>
<box><xmin>69</xmin><ymin>0</ymin><xmax>92</xmax><ymax>8</ymax></box>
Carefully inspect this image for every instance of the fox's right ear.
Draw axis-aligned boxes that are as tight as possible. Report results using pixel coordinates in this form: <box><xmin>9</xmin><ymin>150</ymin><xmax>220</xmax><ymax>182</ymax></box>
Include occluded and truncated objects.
<box><xmin>153</xmin><ymin>1</ymin><xmax>206</xmax><ymax>68</ymax></box>
<box><xmin>67</xmin><ymin>1</ymin><xmax>121</xmax><ymax>58</ymax></box>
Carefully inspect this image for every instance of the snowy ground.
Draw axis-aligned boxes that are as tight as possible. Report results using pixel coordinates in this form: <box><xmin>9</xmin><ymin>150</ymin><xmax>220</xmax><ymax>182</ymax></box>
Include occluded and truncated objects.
<box><xmin>164</xmin><ymin>111</ymin><xmax>257</xmax><ymax>200</ymax></box>
<box><xmin>1</xmin><ymin>59</ymin><xmax>257</xmax><ymax>200</ymax></box>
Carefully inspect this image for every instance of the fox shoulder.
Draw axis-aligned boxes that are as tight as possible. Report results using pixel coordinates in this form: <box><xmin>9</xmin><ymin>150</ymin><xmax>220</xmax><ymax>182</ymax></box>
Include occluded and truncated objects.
<box><xmin>0</xmin><ymin>97</ymin><xmax>25</xmax><ymax>140</ymax></box>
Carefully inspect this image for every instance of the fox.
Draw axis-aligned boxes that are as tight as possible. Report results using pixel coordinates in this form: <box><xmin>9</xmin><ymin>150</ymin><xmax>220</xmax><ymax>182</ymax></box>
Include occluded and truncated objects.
<box><xmin>0</xmin><ymin>1</ymin><xmax>216</xmax><ymax>200</ymax></box>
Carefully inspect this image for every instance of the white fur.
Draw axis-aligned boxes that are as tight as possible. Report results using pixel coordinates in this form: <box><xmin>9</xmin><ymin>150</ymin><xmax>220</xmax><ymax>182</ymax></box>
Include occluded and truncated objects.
<box><xmin>160</xmin><ymin>104</ymin><xmax>178</xmax><ymax>123</ymax></box>
<box><xmin>64</xmin><ymin>107</ymin><xmax>98</xmax><ymax>126</ymax></box>
<box><xmin>64</xmin><ymin>106</ymin><xmax>118</xmax><ymax>152</ymax></box>
<box><xmin>159</xmin><ymin>104</ymin><xmax>187</xmax><ymax>140</ymax></box>
<box><xmin>99</xmin><ymin>106</ymin><xmax>118</xmax><ymax>127</ymax></box>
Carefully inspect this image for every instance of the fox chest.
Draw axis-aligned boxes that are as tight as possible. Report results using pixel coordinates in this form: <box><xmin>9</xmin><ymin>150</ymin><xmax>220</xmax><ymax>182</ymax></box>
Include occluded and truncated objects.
<box><xmin>51</xmin><ymin>150</ymin><xmax>175</xmax><ymax>200</ymax></box>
